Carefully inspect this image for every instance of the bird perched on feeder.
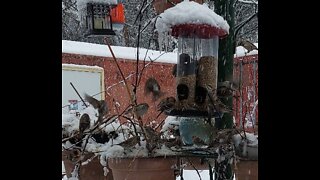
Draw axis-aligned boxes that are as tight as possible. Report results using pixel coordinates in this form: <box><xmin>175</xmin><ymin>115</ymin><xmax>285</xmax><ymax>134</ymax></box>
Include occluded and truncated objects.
<box><xmin>157</xmin><ymin>96</ymin><xmax>176</xmax><ymax>113</ymax></box>
<box><xmin>125</xmin><ymin>103</ymin><xmax>149</xmax><ymax>118</ymax></box>
<box><xmin>206</xmin><ymin>85</ymin><xmax>233</xmax><ymax>114</ymax></box>
<box><xmin>237</xmin><ymin>39</ymin><xmax>258</xmax><ymax>53</ymax></box>
<box><xmin>156</xmin><ymin>96</ymin><xmax>176</xmax><ymax>118</ymax></box>
<box><xmin>84</xmin><ymin>93</ymin><xmax>108</xmax><ymax>123</ymax></box>
<box><xmin>144</xmin><ymin>77</ymin><xmax>165</xmax><ymax>101</ymax></box>
<box><xmin>217</xmin><ymin>81</ymin><xmax>238</xmax><ymax>97</ymax></box>
<box><xmin>79</xmin><ymin>113</ymin><xmax>90</xmax><ymax>136</ymax></box>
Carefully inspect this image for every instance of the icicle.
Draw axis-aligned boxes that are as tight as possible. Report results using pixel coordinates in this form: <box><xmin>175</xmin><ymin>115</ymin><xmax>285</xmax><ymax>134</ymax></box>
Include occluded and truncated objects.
<box><xmin>158</xmin><ymin>31</ymin><xmax>164</xmax><ymax>52</ymax></box>
<box><xmin>242</xmin><ymin>140</ymin><xmax>248</xmax><ymax>157</ymax></box>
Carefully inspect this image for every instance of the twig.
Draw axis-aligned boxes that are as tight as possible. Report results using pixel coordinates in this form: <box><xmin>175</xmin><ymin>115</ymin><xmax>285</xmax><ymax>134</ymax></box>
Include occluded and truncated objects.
<box><xmin>104</xmin><ymin>38</ymin><xmax>134</xmax><ymax>106</ymax></box>
<box><xmin>137</xmin><ymin>16</ymin><xmax>159</xmax><ymax>87</ymax></box>
<box><xmin>186</xmin><ymin>157</ymin><xmax>202</xmax><ymax>180</ymax></box>
<box><xmin>70</xmin><ymin>82</ymin><xmax>88</xmax><ymax>108</ymax></box>
<box><xmin>122</xmin><ymin>115</ymin><xmax>140</xmax><ymax>140</ymax></box>
<box><xmin>208</xmin><ymin>161</ymin><xmax>214</xmax><ymax>180</ymax></box>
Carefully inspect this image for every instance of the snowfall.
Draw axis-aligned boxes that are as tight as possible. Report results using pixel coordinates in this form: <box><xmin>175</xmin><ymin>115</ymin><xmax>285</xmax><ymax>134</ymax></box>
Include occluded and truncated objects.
<box><xmin>62</xmin><ymin>1</ymin><xmax>257</xmax><ymax>179</ymax></box>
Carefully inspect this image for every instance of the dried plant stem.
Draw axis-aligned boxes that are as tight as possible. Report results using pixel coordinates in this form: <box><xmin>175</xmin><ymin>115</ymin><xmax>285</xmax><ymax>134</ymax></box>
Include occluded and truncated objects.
<box><xmin>104</xmin><ymin>38</ymin><xmax>134</xmax><ymax>106</ymax></box>
<box><xmin>186</xmin><ymin>157</ymin><xmax>202</xmax><ymax>180</ymax></box>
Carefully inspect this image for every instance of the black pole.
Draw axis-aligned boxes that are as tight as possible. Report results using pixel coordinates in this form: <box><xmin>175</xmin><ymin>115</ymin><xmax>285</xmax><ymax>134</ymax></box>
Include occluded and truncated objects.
<box><xmin>70</xmin><ymin>82</ymin><xmax>88</xmax><ymax>108</ymax></box>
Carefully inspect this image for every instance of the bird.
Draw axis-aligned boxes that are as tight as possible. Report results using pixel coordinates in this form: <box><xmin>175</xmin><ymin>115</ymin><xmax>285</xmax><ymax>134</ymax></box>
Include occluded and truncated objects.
<box><xmin>237</xmin><ymin>39</ymin><xmax>258</xmax><ymax>53</ymax></box>
<box><xmin>214</xmin><ymin>97</ymin><xmax>233</xmax><ymax>113</ymax></box>
<box><xmin>157</xmin><ymin>96</ymin><xmax>176</xmax><ymax>113</ymax></box>
<box><xmin>143</xmin><ymin>126</ymin><xmax>161</xmax><ymax>152</ymax></box>
<box><xmin>116</xmin><ymin>136</ymin><xmax>140</xmax><ymax>149</ymax></box>
<box><xmin>217</xmin><ymin>81</ymin><xmax>238</xmax><ymax>97</ymax></box>
<box><xmin>206</xmin><ymin>85</ymin><xmax>233</xmax><ymax>114</ymax></box>
<box><xmin>84</xmin><ymin>93</ymin><xmax>108</xmax><ymax>117</ymax></box>
<box><xmin>144</xmin><ymin>77</ymin><xmax>165</xmax><ymax>101</ymax></box>
<box><xmin>155</xmin><ymin>96</ymin><xmax>176</xmax><ymax>121</ymax></box>
<box><xmin>79</xmin><ymin>113</ymin><xmax>90</xmax><ymax>136</ymax></box>
<box><xmin>192</xmin><ymin>136</ymin><xmax>207</xmax><ymax>146</ymax></box>
<box><xmin>125</xmin><ymin>103</ymin><xmax>149</xmax><ymax>118</ymax></box>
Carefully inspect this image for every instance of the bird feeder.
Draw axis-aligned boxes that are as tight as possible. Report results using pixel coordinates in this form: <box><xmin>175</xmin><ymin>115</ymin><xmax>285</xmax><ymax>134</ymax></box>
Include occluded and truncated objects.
<box><xmin>78</xmin><ymin>1</ymin><xmax>124</xmax><ymax>36</ymax></box>
<box><xmin>169</xmin><ymin>24</ymin><xmax>228</xmax><ymax>117</ymax></box>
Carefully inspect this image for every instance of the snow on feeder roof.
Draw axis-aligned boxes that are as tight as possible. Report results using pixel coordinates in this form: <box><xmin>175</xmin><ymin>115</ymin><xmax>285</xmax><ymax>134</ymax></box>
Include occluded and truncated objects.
<box><xmin>155</xmin><ymin>1</ymin><xmax>229</xmax><ymax>38</ymax></box>
<box><xmin>77</xmin><ymin>0</ymin><xmax>118</xmax><ymax>9</ymax></box>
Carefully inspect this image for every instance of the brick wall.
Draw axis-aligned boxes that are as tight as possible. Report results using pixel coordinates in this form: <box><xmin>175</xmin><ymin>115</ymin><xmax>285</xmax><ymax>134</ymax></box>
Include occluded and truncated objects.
<box><xmin>233</xmin><ymin>54</ymin><xmax>258</xmax><ymax>132</ymax></box>
<box><xmin>62</xmin><ymin>53</ymin><xmax>258</xmax><ymax>129</ymax></box>
<box><xmin>62</xmin><ymin>53</ymin><xmax>175</xmax><ymax>125</ymax></box>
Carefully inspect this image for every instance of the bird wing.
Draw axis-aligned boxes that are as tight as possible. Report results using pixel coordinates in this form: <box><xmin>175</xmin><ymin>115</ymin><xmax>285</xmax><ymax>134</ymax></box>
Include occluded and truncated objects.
<box><xmin>84</xmin><ymin>93</ymin><xmax>100</xmax><ymax>109</ymax></box>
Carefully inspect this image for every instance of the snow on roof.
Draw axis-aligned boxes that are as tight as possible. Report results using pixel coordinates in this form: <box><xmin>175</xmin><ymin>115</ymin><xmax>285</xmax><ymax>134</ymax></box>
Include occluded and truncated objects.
<box><xmin>155</xmin><ymin>1</ymin><xmax>229</xmax><ymax>34</ymax></box>
<box><xmin>62</xmin><ymin>40</ymin><xmax>177</xmax><ymax>64</ymax></box>
<box><xmin>77</xmin><ymin>0</ymin><xmax>118</xmax><ymax>10</ymax></box>
<box><xmin>234</xmin><ymin>43</ymin><xmax>258</xmax><ymax>57</ymax></box>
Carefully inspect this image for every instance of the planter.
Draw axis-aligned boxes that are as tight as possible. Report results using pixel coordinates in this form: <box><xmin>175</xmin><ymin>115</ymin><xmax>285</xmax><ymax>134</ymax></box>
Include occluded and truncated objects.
<box><xmin>234</xmin><ymin>160</ymin><xmax>258</xmax><ymax>180</ymax></box>
<box><xmin>181</xmin><ymin>157</ymin><xmax>214</xmax><ymax>170</ymax></box>
<box><xmin>108</xmin><ymin>157</ymin><xmax>178</xmax><ymax>180</ymax></box>
<box><xmin>153</xmin><ymin>0</ymin><xmax>204</xmax><ymax>14</ymax></box>
<box><xmin>62</xmin><ymin>151</ymin><xmax>113</xmax><ymax>180</ymax></box>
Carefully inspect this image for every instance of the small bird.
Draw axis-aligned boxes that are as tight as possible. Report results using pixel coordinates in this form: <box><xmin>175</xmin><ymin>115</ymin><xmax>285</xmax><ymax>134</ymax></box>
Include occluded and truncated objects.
<box><xmin>237</xmin><ymin>39</ymin><xmax>258</xmax><ymax>53</ymax></box>
<box><xmin>116</xmin><ymin>136</ymin><xmax>140</xmax><ymax>149</ymax></box>
<box><xmin>155</xmin><ymin>96</ymin><xmax>176</xmax><ymax>120</ymax></box>
<box><xmin>217</xmin><ymin>81</ymin><xmax>238</xmax><ymax>97</ymax></box>
<box><xmin>157</xmin><ymin>96</ymin><xmax>176</xmax><ymax>112</ymax></box>
<box><xmin>206</xmin><ymin>86</ymin><xmax>233</xmax><ymax>114</ymax></box>
<box><xmin>84</xmin><ymin>93</ymin><xmax>108</xmax><ymax>117</ymax></box>
<box><xmin>143</xmin><ymin>126</ymin><xmax>161</xmax><ymax>152</ymax></box>
<box><xmin>214</xmin><ymin>98</ymin><xmax>233</xmax><ymax>113</ymax></box>
<box><xmin>144</xmin><ymin>77</ymin><xmax>165</xmax><ymax>101</ymax></box>
<box><xmin>192</xmin><ymin>136</ymin><xmax>207</xmax><ymax>146</ymax></box>
<box><xmin>79</xmin><ymin>113</ymin><xmax>90</xmax><ymax>136</ymax></box>
<box><xmin>125</xmin><ymin>103</ymin><xmax>149</xmax><ymax>118</ymax></box>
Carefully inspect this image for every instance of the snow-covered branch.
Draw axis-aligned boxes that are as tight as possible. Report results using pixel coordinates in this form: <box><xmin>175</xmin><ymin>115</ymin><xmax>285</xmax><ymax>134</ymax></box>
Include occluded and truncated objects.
<box><xmin>238</xmin><ymin>0</ymin><xmax>258</xmax><ymax>5</ymax></box>
<box><xmin>234</xmin><ymin>11</ymin><xmax>258</xmax><ymax>37</ymax></box>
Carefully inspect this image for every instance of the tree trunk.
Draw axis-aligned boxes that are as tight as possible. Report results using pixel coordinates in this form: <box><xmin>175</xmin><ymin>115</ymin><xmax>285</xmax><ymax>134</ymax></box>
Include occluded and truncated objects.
<box><xmin>214</xmin><ymin>1</ymin><xmax>235</xmax><ymax>180</ymax></box>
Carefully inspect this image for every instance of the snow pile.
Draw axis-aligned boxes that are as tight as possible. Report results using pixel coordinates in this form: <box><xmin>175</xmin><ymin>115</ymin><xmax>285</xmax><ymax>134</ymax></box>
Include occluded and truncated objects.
<box><xmin>62</xmin><ymin>40</ymin><xmax>177</xmax><ymax>64</ymax></box>
<box><xmin>233</xmin><ymin>132</ymin><xmax>258</xmax><ymax>147</ymax></box>
<box><xmin>161</xmin><ymin>116</ymin><xmax>180</xmax><ymax>132</ymax></box>
<box><xmin>234</xmin><ymin>43</ymin><xmax>258</xmax><ymax>57</ymax></box>
<box><xmin>62</xmin><ymin>106</ymin><xmax>99</xmax><ymax>138</ymax></box>
<box><xmin>155</xmin><ymin>1</ymin><xmax>229</xmax><ymax>34</ymax></box>
<box><xmin>62</xmin><ymin>105</ymin><xmax>180</xmax><ymax>160</ymax></box>
<box><xmin>233</xmin><ymin>132</ymin><xmax>258</xmax><ymax>160</ymax></box>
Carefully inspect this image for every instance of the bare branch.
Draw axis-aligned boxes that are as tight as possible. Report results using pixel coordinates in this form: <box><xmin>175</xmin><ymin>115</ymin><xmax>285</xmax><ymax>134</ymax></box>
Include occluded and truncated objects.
<box><xmin>234</xmin><ymin>12</ymin><xmax>258</xmax><ymax>38</ymax></box>
<box><xmin>237</xmin><ymin>0</ymin><xmax>258</xmax><ymax>5</ymax></box>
